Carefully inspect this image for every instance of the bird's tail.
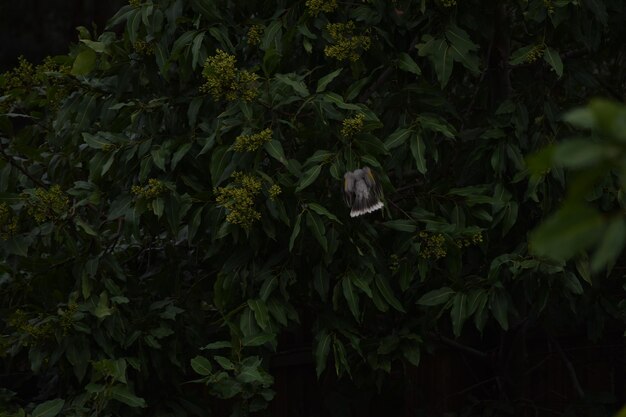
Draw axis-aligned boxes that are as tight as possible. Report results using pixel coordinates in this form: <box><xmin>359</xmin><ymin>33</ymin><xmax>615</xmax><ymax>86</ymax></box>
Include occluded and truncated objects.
<box><xmin>350</xmin><ymin>194</ymin><xmax>384</xmax><ymax>217</ymax></box>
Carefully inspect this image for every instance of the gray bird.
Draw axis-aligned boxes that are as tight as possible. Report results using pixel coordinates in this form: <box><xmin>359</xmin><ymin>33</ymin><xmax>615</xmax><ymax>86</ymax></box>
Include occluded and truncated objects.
<box><xmin>343</xmin><ymin>166</ymin><xmax>384</xmax><ymax>217</ymax></box>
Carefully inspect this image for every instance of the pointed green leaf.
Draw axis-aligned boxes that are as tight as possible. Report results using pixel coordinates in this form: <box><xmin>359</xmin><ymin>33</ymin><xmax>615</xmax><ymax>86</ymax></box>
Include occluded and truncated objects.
<box><xmin>264</xmin><ymin>139</ymin><xmax>288</xmax><ymax>165</ymax></box>
<box><xmin>384</xmin><ymin>127</ymin><xmax>412</xmax><ymax>150</ymax></box>
<box><xmin>315</xmin><ymin>331</ymin><xmax>332</xmax><ymax>377</ymax></box>
<box><xmin>591</xmin><ymin>217</ymin><xmax>626</xmax><ymax>272</ymax></box>
<box><xmin>543</xmin><ymin>47</ymin><xmax>563</xmax><ymax>77</ymax></box>
<box><xmin>489</xmin><ymin>289</ymin><xmax>509</xmax><ymax>330</ymax></box>
<box><xmin>289</xmin><ymin>214</ymin><xmax>302</xmax><ymax>251</ymax></box>
<box><xmin>306</xmin><ymin>211</ymin><xmax>328</xmax><ymax>252</ymax></box>
<box><xmin>374</xmin><ymin>275</ymin><xmax>405</xmax><ymax>312</ymax></box>
<box><xmin>295</xmin><ymin>165</ymin><xmax>322</xmax><ymax>192</ymax></box>
<box><xmin>450</xmin><ymin>293</ymin><xmax>468</xmax><ymax>337</ymax></box>
<box><xmin>410</xmin><ymin>133</ymin><xmax>427</xmax><ymax>174</ymax></box>
<box><xmin>342</xmin><ymin>277</ymin><xmax>360</xmax><ymax>320</ymax></box>
<box><xmin>191</xmin><ymin>355</ymin><xmax>213</xmax><ymax>376</ymax></box>
<box><xmin>110</xmin><ymin>385</ymin><xmax>146</xmax><ymax>408</ymax></box>
<box><xmin>417</xmin><ymin>287</ymin><xmax>455</xmax><ymax>306</ymax></box>
<box><xmin>397</xmin><ymin>53</ymin><xmax>421</xmax><ymax>76</ymax></box>
<box><xmin>316</xmin><ymin>68</ymin><xmax>343</xmax><ymax>92</ymax></box>
<box><xmin>32</xmin><ymin>399</ymin><xmax>65</xmax><ymax>417</ymax></box>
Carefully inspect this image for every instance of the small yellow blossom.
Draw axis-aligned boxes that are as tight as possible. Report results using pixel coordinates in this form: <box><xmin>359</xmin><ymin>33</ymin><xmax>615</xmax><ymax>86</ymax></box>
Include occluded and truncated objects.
<box><xmin>306</xmin><ymin>0</ymin><xmax>338</xmax><ymax>15</ymax></box>
<box><xmin>131</xmin><ymin>178</ymin><xmax>168</xmax><ymax>199</ymax></box>
<box><xmin>0</xmin><ymin>203</ymin><xmax>18</xmax><ymax>240</ymax></box>
<box><xmin>418</xmin><ymin>231</ymin><xmax>447</xmax><ymax>260</ymax></box>
<box><xmin>134</xmin><ymin>40</ymin><xmax>154</xmax><ymax>55</ymax></box>
<box><xmin>247</xmin><ymin>25</ymin><xmax>264</xmax><ymax>47</ymax></box>
<box><xmin>341</xmin><ymin>113</ymin><xmax>366</xmax><ymax>138</ymax></box>
<box><xmin>215</xmin><ymin>172</ymin><xmax>263</xmax><ymax>228</ymax></box>
<box><xmin>233</xmin><ymin>128</ymin><xmax>273</xmax><ymax>152</ymax></box>
<box><xmin>324</xmin><ymin>21</ymin><xmax>371</xmax><ymax>62</ymax></box>
<box><xmin>268</xmin><ymin>184</ymin><xmax>282</xmax><ymax>200</ymax></box>
<box><xmin>526</xmin><ymin>44</ymin><xmax>545</xmax><ymax>64</ymax></box>
<box><xmin>200</xmin><ymin>50</ymin><xmax>259</xmax><ymax>102</ymax></box>
<box><xmin>23</xmin><ymin>185</ymin><xmax>70</xmax><ymax>224</ymax></box>
<box><xmin>129</xmin><ymin>0</ymin><xmax>141</xmax><ymax>8</ymax></box>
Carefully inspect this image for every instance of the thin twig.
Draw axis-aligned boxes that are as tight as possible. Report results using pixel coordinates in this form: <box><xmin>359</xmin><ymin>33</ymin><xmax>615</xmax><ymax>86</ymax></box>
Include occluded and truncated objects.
<box><xmin>0</xmin><ymin>139</ymin><xmax>46</xmax><ymax>188</ymax></box>
<box><xmin>434</xmin><ymin>333</ymin><xmax>489</xmax><ymax>358</ymax></box>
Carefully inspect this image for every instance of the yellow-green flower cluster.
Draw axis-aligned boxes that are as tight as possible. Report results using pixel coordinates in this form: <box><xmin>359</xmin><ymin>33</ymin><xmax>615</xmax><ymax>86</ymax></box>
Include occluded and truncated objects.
<box><xmin>389</xmin><ymin>254</ymin><xmax>400</xmax><ymax>273</ymax></box>
<box><xmin>306</xmin><ymin>0</ymin><xmax>338</xmax><ymax>15</ymax></box>
<box><xmin>129</xmin><ymin>0</ymin><xmax>141</xmax><ymax>8</ymax></box>
<box><xmin>233</xmin><ymin>128</ymin><xmax>273</xmax><ymax>152</ymax></box>
<box><xmin>131</xmin><ymin>178</ymin><xmax>168</xmax><ymax>199</ymax></box>
<box><xmin>341</xmin><ymin>113</ymin><xmax>366</xmax><ymax>138</ymax></box>
<box><xmin>134</xmin><ymin>40</ymin><xmax>154</xmax><ymax>56</ymax></box>
<box><xmin>0</xmin><ymin>203</ymin><xmax>18</xmax><ymax>240</ymax></box>
<box><xmin>247</xmin><ymin>25</ymin><xmax>264</xmax><ymax>47</ymax></box>
<box><xmin>200</xmin><ymin>50</ymin><xmax>259</xmax><ymax>102</ymax></box>
<box><xmin>8</xmin><ymin>310</ymin><xmax>55</xmax><ymax>343</ymax></box>
<box><xmin>59</xmin><ymin>302</ymin><xmax>79</xmax><ymax>332</ymax></box>
<box><xmin>526</xmin><ymin>44</ymin><xmax>545</xmax><ymax>64</ymax></box>
<box><xmin>1</xmin><ymin>56</ymin><xmax>68</xmax><ymax>92</ymax></box>
<box><xmin>268</xmin><ymin>184</ymin><xmax>282</xmax><ymax>200</ymax></box>
<box><xmin>418</xmin><ymin>231</ymin><xmax>447</xmax><ymax>260</ymax></box>
<box><xmin>215</xmin><ymin>172</ymin><xmax>262</xmax><ymax>228</ymax></box>
<box><xmin>324</xmin><ymin>21</ymin><xmax>371</xmax><ymax>62</ymax></box>
<box><xmin>24</xmin><ymin>185</ymin><xmax>70</xmax><ymax>224</ymax></box>
<box><xmin>440</xmin><ymin>0</ymin><xmax>457</xmax><ymax>7</ymax></box>
<box><xmin>455</xmin><ymin>232</ymin><xmax>483</xmax><ymax>248</ymax></box>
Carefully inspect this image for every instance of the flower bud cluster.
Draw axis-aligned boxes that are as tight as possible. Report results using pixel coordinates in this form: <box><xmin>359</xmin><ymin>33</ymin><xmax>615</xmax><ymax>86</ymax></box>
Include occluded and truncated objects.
<box><xmin>341</xmin><ymin>113</ymin><xmax>365</xmax><ymax>138</ymax></box>
<box><xmin>418</xmin><ymin>231</ymin><xmax>447</xmax><ymax>260</ymax></box>
<box><xmin>306</xmin><ymin>0</ymin><xmax>338</xmax><ymax>15</ymax></box>
<box><xmin>131</xmin><ymin>178</ymin><xmax>168</xmax><ymax>199</ymax></box>
<box><xmin>0</xmin><ymin>203</ymin><xmax>18</xmax><ymax>240</ymax></box>
<box><xmin>23</xmin><ymin>185</ymin><xmax>70</xmax><ymax>224</ymax></box>
<box><xmin>324</xmin><ymin>21</ymin><xmax>371</xmax><ymax>62</ymax></box>
<box><xmin>233</xmin><ymin>128</ymin><xmax>273</xmax><ymax>152</ymax></box>
<box><xmin>215</xmin><ymin>172</ymin><xmax>263</xmax><ymax>229</ymax></box>
<box><xmin>200</xmin><ymin>50</ymin><xmax>259</xmax><ymax>102</ymax></box>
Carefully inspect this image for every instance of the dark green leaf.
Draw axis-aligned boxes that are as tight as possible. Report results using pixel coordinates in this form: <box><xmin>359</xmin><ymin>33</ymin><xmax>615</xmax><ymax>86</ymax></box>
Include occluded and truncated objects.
<box><xmin>32</xmin><ymin>399</ymin><xmax>65</xmax><ymax>417</ymax></box>
<box><xmin>417</xmin><ymin>287</ymin><xmax>455</xmax><ymax>306</ymax></box>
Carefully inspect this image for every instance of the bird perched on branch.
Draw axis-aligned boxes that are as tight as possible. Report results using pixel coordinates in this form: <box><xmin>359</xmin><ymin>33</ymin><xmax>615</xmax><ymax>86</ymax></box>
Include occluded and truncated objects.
<box><xmin>343</xmin><ymin>166</ymin><xmax>384</xmax><ymax>217</ymax></box>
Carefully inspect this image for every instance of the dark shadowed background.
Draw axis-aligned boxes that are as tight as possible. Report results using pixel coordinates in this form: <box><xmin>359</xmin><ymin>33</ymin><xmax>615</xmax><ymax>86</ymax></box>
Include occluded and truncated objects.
<box><xmin>0</xmin><ymin>0</ymin><xmax>124</xmax><ymax>71</ymax></box>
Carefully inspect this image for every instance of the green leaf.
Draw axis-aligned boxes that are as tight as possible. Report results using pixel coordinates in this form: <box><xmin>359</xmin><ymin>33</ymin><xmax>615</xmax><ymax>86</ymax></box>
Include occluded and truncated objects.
<box><xmin>289</xmin><ymin>214</ymin><xmax>302</xmax><ymax>251</ymax></box>
<box><xmin>306</xmin><ymin>211</ymin><xmax>328</xmax><ymax>252</ymax></box>
<box><xmin>214</xmin><ymin>355</ymin><xmax>235</xmax><ymax>370</ymax></box>
<box><xmin>191</xmin><ymin>355</ymin><xmax>213</xmax><ymax>376</ymax></box>
<box><xmin>552</xmin><ymin>139</ymin><xmax>616</xmax><ymax>169</ymax></box>
<box><xmin>110</xmin><ymin>385</ymin><xmax>146</xmax><ymax>408</ymax></box>
<box><xmin>316</xmin><ymin>68</ymin><xmax>343</xmax><ymax>92</ymax></box>
<box><xmin>295</xmin><ymin>165</ymin><xmax>322</xmax><ymax>192</ymax></box>
<box><xmin>529</xmin><ymin>202</ymin><xmax>605</xmax><ymax>261</ymax></box>
<box><xmin>509</xmin><ymin>45</ymin><xmax>536</xmax><ymax>65</ymax></box>
<box><xmin>410</xmin><ymin>133</ymin><xmax>427</xmax><ymax>174</ymax></box>
<box><xmin>342</xmin><ymin>276</ymin><xmax>360</xmax><ymax>320</ymax></box>
<box><xmin>563</xmin><ymin>272</ymin><xmax>583</xmax><ymax>295</ymax></box>
<box><xmin>242</xmin><ymin>332</ymin><xmax>275</xmax><ymax>347</ymax></box>
<box><xmin>591</xmin><ymin>217</ymin><xmax>626</xmax><ymax>272</ymax></box>
<box><xmin>489</xmin><ymin>289</ymin><xmax>509</xmax><ymax>330</ymax></box>
<box><xmin>259</xmin><ymin>274</ymin><xmax>278</xmax><ymax>301</ymax></box>
<box><xmin>32</xmin><ymin>399</ymin><xmax>65</xmax><ymax>417</ymax></box>
<box><xmin>374</xmin><ymin>275</ymin><xmax>405</xmax><ymax>312</ymax></box>
<box><xmin>264</xmin><ymin>140</ymin><xmax>288</xmax><ymax>165</ymax></box>
<box><xmin>315</xmin><ymin>331</ymin><xmax>332</xmax><ymax>377</ymax></box>
<box><xmin>350</xmin><ymin>272</ymin><xmax>373</xmax><ymax>299</ymax></box>
<box><xmin>397</xmin><ymin>53</ymin><xmax>421</xmax><ymax>76</ymax></box>
<box><xmin>275</xmin><ymin>73</ymin><xmax>309</xmax><ymax>97</ymax></box>
<box><xmin>71</xmin><ymin>49</ymin><xmax>96</xmax><ymax>76</ymax></box>
<box><xmin>384</xmin><ymin>127</ymin><xmax>412</xmax><ymax>150</ymax></box>
<box><xmin>416</xmin><ymin>287</ymin><xmax>455</xmax><ymax>306</ymax></box>
<box><xmin>210</xmin><ymin>145</ymin><xmax>231</xmax><ymax>186</ymax></box>
<box><xmin>543</xmin><ymin>47</ymin><xmax>563</xmax><ymax>77</ymax></box>
<box><xmin>383</xmin><ymin>220</ymin><xmax>417</xmax><ymax>232</ymax></box>
<box><xmin>402</xmin><ymin>345</ymin><xmax>420</xmax><ymax>367</ymax></box>
<box><xmin>308</xmin><ymin>202</ymin><xmax>341</xmax><ymax>223</ymax></box>
<box><xmin>247</xmin><ymin>299</ymin><xmax>270</xmax><ymax>330</ymax></box>
<box><xmin>431</xmin><ymin>39</ymin><xmax>453</xmax><ymax>88</ymax></box>
<box><xmin>450</xmin><ymin>293</ymin><xmax>468</xmax><ymax>337</ymax></box>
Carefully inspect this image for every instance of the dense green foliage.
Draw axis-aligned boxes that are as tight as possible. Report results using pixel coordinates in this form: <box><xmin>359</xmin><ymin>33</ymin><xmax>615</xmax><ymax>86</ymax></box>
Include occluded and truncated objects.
<box><xmin>1</xmin><ymin>0</ymin><xmax>625</xmax><ymax>416</ymax></box>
